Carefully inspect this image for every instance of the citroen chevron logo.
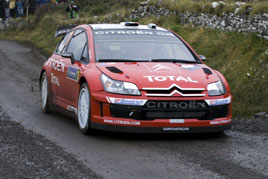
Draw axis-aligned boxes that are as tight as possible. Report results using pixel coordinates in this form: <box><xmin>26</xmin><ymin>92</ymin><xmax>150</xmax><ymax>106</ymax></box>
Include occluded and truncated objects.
<box><xmin>143</xmin><ymin>83</ymin><xmax>204</xmax><ymax>91</ymax></box>
<box><xmin>145</xmin><ymin>90</ymin><xmax>205</xmax><ymax>97</ymax></box>
<box><xmin>143</xmin><ymin>83</ymin><xmax>205</xmax><ymax>97</ymax></box>
<box><xmin>152</xmin><ymin>64</ymin><xmax>177</xmax><ymax>72</ymax></box>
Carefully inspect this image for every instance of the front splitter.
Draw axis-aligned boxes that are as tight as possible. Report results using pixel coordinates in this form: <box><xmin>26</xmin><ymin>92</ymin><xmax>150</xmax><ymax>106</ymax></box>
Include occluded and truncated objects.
<box><xmin>91</xmin><ymin>122</ymin><xmax>231</xmax><ymax>133</ymax></box>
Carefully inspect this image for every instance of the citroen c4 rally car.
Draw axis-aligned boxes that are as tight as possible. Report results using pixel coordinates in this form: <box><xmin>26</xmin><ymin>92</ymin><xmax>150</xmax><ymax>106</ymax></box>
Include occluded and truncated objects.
<box><xmin>40</xmin><ymin>22</ymin><xmax>232</xmax><ymax>134</ymax></box>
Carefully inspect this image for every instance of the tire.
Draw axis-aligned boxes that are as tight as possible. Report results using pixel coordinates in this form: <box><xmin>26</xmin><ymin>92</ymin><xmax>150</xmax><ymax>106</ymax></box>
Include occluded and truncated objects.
<box><xmin>77</xmin><ymin>83</ymin><xmax>92</xmax><ymax>134</ymax></box>
<box><xmin>40</xmin><ymin>72</ymin><xmax>50</xmax><ymax>113</ymax></box>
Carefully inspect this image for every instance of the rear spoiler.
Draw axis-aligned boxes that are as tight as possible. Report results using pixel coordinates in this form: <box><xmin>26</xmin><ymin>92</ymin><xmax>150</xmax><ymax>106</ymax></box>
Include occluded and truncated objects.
<box><xmin>55</xmin><ymin>25</ymin><xmax>77</xmax><ymax>37</ymax></box>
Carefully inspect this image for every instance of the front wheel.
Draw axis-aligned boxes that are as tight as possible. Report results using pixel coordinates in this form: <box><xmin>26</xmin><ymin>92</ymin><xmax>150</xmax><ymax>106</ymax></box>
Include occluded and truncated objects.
<box><xmin>78</xmin><ymin>83</ymin><xmax>92</xmax><ymax>134</ymax></box>
<box><xmin>40</xmin><ymin>72</ymin><xmax>50</xmax><ymax>113</ymax></box>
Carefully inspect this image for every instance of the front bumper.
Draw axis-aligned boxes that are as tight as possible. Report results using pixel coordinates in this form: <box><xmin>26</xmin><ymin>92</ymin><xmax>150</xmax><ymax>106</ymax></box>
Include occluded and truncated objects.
<box><xmin>90</xmin><ymin>92</ymin><xmax>232</xmax><ymax>133</ymax></box>
<box><xmin>91</xmin><ymin>121</ymin><xmax>231</xmax><ymax>133</ymax></box>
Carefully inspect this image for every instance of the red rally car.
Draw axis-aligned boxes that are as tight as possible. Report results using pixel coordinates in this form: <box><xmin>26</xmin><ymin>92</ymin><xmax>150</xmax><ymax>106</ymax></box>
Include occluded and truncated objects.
<box><xmin>40</xmin><ymin>22</ymin><xmax>232</xmax><ymax>134</ymax></box>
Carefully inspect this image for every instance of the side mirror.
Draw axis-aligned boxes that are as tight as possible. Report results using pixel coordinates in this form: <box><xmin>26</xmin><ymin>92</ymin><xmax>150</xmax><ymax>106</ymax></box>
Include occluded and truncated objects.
<box><xmin>62</xmin><ymin>52</ymin><xmax>75</xmax><ymax>64</ymax></box>
<box><xmin>199</xmin><ymin>55</ymin><xmax>206</xmax><ymax>61</ymax></box>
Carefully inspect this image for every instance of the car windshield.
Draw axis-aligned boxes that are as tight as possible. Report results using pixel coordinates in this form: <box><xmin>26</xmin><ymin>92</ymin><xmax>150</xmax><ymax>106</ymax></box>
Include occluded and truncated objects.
<box><xmin>93</xmin><ymin>29</ymin><xmax>198</xmax><ymax>63</ymax></box>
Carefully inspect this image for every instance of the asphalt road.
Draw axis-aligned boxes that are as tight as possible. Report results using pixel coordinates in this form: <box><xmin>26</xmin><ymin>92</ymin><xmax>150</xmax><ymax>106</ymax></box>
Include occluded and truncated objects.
<box><xmin>0</xmin><ymin>40</ymin><xmax>268</xmax><ymax>179</ymax></box>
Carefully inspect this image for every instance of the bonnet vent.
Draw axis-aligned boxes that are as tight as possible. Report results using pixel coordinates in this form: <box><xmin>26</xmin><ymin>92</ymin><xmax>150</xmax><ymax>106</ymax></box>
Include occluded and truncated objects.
<box><xmin>106</xmin><ymin>66</ymin><xmax>123</xmax><ymax>74</ymax></box>
<box><xmin>202</xmin><ymin>68</ymin><xmax>213</xmax><ymax>75</ymax></box>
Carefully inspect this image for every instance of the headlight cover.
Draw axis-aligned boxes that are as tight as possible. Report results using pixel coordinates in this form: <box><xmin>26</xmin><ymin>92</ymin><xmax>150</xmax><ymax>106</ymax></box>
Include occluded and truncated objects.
<box><xmin>100</xmin><ymin>74</ymin><xmax>140</xmax><ymax>95</ymax></box>
<box><xmin>207</xmin><ymin>80</ymin><xmax>226</xmax><ymax>96</ymax></box>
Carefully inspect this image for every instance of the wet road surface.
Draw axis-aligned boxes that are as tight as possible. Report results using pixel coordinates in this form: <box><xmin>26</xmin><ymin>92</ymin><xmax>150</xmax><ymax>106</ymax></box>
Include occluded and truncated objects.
<box><xmin>0</xmin><ymin>40</ymin><xmax>268</xmax><ymax>179</ymax></box>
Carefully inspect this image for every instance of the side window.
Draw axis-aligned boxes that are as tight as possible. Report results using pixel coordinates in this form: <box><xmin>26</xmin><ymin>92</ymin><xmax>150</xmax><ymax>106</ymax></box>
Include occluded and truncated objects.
<box><xmin>74</xmin><ymin>29</ymin><xmax>83</xmax><ymax>36</ymax></box>
<box><xmin>55</xmin><ymin>32</ymin><xmax>71</xmax><ymax>54</ymax></box>
<box><xmin>66</xmin><ymin>29</ymin><xmax>87</xmax><ymax>62</ymax></box>
<box><xmin>81</xmin><ymin>44</ymin><xmax>88</xmax><ymax>63</ymax></box>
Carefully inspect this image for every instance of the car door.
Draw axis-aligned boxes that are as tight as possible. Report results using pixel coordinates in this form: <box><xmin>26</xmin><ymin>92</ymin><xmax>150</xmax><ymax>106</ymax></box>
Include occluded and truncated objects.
<box><xmin>49</xmin><ymin>32</ymin><xmax>72</xmax><ymax>103</ymax></box>
<box><xmin>56</xmin><ymin>29</ymin><xmax>89</xmax><ymax>110</ymax></box>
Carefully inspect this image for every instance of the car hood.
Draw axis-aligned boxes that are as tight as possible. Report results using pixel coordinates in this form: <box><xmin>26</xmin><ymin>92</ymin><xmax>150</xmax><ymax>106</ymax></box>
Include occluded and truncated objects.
<box><xmin>96</xmin><ymin>62</ymin><xmax>220</xmax><ymax>89</ymax></box>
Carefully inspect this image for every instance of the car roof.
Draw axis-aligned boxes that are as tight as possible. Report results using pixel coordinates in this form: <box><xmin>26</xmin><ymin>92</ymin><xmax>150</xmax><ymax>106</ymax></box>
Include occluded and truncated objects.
<box><xmin>89</xmin><ymin>23</ymin><xmax>168</xmax><ymax>31</ymax></box>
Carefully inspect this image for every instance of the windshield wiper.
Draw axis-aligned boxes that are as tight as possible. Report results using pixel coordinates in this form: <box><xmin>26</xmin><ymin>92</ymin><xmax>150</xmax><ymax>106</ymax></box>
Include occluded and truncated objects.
<box><xmin>151</xmin><ymin>59</ymin><xmax>200</xmax><ymax>63</ymax></box>
<box><xmin>98</xmin><ymin>59</ymin><xmax>145</xmax><ymax>62</ymax></box>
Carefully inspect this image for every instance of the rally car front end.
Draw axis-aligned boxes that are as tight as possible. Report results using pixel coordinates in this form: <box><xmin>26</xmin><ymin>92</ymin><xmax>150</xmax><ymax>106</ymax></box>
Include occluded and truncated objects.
<box><xmin>89</xmin><ymin>92</ymin><xmax>231</xmax><ymax>133</ymax></box>
<box><xmin>88</xmin><ymin>66</ymin><xmax>232</xmax><ymax>133</ymax></box>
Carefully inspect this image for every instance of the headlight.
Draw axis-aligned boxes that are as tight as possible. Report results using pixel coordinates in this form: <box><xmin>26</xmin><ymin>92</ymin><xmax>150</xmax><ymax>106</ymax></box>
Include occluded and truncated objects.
<box><xmin>207</xmin><ymin>80</ymin><xmax>226</xmax><ymax>96</ymax></box>
<box><xmin>100</xmin><ymin>74</ymin><xmax>140</xmax><ymax>95</ymax></box>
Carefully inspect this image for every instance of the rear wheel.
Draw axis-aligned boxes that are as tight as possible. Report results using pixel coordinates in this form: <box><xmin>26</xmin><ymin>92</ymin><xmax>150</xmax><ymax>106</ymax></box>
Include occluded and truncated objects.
<box><xmin>40</xmin><ymin>72</ymin><xmax>50</xmax><ymax>113</ymax></box>
<box><xmin>78</xmin><ymin>83</ymin><xmax>92</xmax><ymax>134</ymax></box>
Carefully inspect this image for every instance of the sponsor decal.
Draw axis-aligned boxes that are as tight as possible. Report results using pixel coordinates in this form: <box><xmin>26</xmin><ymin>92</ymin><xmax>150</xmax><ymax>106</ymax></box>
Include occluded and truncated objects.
<box><xmin>152</xmin><ymin>65</ymin><xmax>175</xmax><ymax>72</ymax></box>
<box><xmin>184</xmin><ymin>112</ymin><xmax>206</xmax><ymax>118</ymax></box>
<box><xmin>171</xmin><ymin>112</ymin><xmax>207</xmax><ymax>118</ymax></box>
<box><xmin>143</xmin><ymin>64</ymin><xmax>181</xmax><ymax>73</ymax></box>
<box><xmin>152</xmin><ymin>64</ymin><xmax>177</xmax><ymax>72</ymax></box>
<box><xmin>143</xmin><ymin>75</ymin><xmax>198</xmax><ymax>83</ymax></box>
<box><xmin>67</xmin><ymin>66</ymin><xmax>80</xmax><ymax>81</ymax></box>
<box><xmin>170</xmin><ymin>119</ymin><xmax>185</xmax><ymax>124</ymax></box>
<box><xmin>107</xmin><ymin>97</ymin><xmax>147</xmax><ymax>106</ymax></box>
<box><xmin>210</xmin><ymin>119</ymin><xmax>231</xmax><ymax>125</ymax></box>
<box><xmin>205</xmin><ymin>97</ymin><xmax>231</xmax><ymax>106</ymax></box>
<box><xmin>181</xmin><ymin>65</ymin><xmax>201</xmax><ymax>71</ymax></box>
<box><xmin>146</xmin><ymin>101</ymin><xmax>207</xmax><ymax>109</ymax></box>
<box><xmin>48</xmin><ymin>58</ymin><xmax>65</xmax><ymax>72</ymax></box>
<box><xmin>163</xmin><ymin>127</ymin><xmax>189</xmax><ymax>131</ymax></box>
<box><xmin>95</xmin><ymin>30</ymin><xmax>174</xmax><ymax>36</ymax></box>
<box><xmin>51</xmin><ymin>73</ymin><xmax>60</xmax><ymax>86</ymax></box>
<box><xmin>104</xmin><ymin>119</ymin><xmax>140</xmax><ymax>126</ymax></box>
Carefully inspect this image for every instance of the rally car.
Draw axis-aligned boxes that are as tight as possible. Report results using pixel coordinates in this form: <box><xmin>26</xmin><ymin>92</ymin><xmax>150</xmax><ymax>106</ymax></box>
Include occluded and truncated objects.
<box><xmin>40</xmin><ymin>22</ymin><xmax>232</xmax><ymax>134</ymax></box>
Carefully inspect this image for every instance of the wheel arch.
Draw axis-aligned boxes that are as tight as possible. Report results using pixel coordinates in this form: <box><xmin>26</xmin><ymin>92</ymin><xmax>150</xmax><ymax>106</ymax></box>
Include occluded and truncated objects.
<box><xmin>79</xmin><ymin>76</ymin><xmax>88</xmax><ymax>87</ymax></box>
<box><xmin>39</xmin><ymin>69</ymin><xmax>46</xmax><ymax>89</ymax></box>
<box><xmin>78</xmin><ymin>76</ymin><xmax>91</xmax><ymax>96</ymax></box>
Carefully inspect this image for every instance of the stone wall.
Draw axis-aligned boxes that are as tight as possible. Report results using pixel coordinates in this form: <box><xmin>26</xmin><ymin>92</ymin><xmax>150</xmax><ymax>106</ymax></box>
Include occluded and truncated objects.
<box><xmin>0</xmin><ymin>18</ymin><xmax>27</xmax><ymax>30</ymax></box>
<box><xmin>129</xmin><ymin>2</ymin><xmax>268</xmax><ymax>39</ymax></box>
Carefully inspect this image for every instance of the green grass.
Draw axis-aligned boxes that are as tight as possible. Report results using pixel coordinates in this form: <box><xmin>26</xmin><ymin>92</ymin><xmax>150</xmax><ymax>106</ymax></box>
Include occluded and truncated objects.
<box><xmin>1</xmin><ymin>3</ymin><xmax>268</xmax><ymax>117</ymax></box>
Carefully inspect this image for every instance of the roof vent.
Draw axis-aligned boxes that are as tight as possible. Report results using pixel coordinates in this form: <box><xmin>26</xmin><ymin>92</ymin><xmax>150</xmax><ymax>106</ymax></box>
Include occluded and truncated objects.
<box><xmin>121</xmin><ymin>22</ymin><xmax>139</xmax><ymax>26</ymax></box>
<box><xmin>148</xmin><ymin>23</ymin><xmax>157</xmax><ymax>29</ymax></box>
